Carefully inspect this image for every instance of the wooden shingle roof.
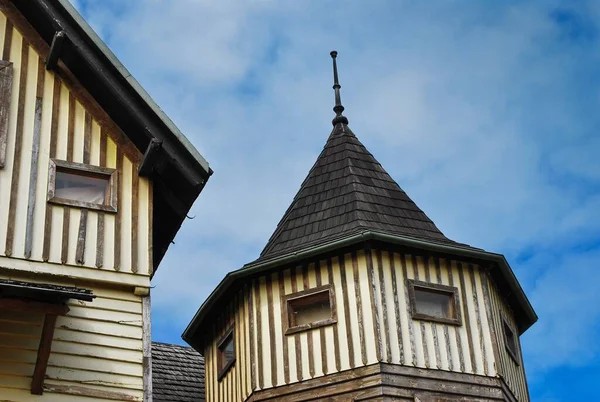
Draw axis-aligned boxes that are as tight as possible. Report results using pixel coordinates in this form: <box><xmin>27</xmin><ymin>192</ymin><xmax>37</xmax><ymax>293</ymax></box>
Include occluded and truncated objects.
<box><xmin>152</xmin><ymin>342</ymin><xmax>205</xmax><ymax>402</ymax></box>
<box><xmin>259</xmin><ymin>122</ymin><xmax>465</xmax><ymax>260</ymax></box>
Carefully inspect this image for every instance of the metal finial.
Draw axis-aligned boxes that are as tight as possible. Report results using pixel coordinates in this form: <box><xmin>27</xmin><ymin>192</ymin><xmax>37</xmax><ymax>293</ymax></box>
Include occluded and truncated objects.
<box><xmin>330</xmin><ymin>50</ymin><xmax>348</xmax><ymax>126</ymax></box>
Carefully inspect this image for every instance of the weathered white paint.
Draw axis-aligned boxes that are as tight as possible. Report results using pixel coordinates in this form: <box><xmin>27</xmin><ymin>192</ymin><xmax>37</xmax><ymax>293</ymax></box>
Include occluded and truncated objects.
<box><xmin>0</xmin><ymin>273</ymin><xmax>144</xmax><ymax>401</ymax></box>
<box><xmin>203</xmin><ymin>248</ymin><xmax>513</xmax><ymax>401</ymax></box>
<box><xmin>488</xmin><ymin>276</ymin><xmax>530</xmax><ymax>401</ymax></box>
<box><xmin>0</xmin><ymin>9</ymin><xmax>153</xmax><ymax>401</ymax></box>
<box><xmin>0</xmin><ymin>10</ymin><xmax>151</xmax><ymax>276</ymax></box>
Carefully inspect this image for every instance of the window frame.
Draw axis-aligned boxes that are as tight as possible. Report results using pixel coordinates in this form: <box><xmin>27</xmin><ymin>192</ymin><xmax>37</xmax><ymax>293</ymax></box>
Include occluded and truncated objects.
<box><xmin>283</xmin><ymin>284</ymin><xmax>337</xmax><ymax>335</ymax></box>
<box><xmin>216</xmin><ymin>326</ymin><xmax>236</xmax><ymax>381</ymax></box>
<box><xmin>407</xmin><ymin>279</ymin><xmax>462</xmax><ymax>326</ymax></box>
<box><xmin>502</xmin><ymin>318</ymin><xmax>520</xmax><ymax>365</ymax></box>
<box><xmin>47</xmin><ymin>159</ymin><xmax>117</xmax><ymax>213</ymax></box>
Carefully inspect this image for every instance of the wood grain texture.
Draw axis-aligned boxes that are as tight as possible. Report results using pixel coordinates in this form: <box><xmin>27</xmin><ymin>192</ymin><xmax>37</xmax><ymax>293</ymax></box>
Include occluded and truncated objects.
<box><xmin>327</xmin><ymin>258</ymin><xmax>341</xmax><ymax>372</ymax></box>
<box><xmin>365</xmin><ymin>248</ymin><xmax>382</xmax><ymax>362</ymax></box>
<box><xmin>2</xmin><ymin>17</ymin><xmax>12</xmax><ymax>60</ymax></box>
<box><xmin>413</xmin><ymin>255</ymin><xmax>430</xmax><ymax>368</ymax></box>
<box><xmin>95</xmin><ymin>128</ymin><xmax>107</xmax><ymax>267</ymax></box>
<box><xmin>481</xmin><ymin>269</ymin><xmax>500</xmax><ymax>375</ymax></box>
<box><xmin>248</xmin><ymin>284</ymin><xmax>256</xmax><ymax>392</ymax></box>
<box><xmin>75</xmin><ymin>112</ymin><xmax>92</xmax><ymax>265</ymax></box>
<box><xmin>31</xmin><ymin>314</ymin><xmax>58</xmax><ymax>395</ymax></box>
<box><xmin>131</xmin><ymin>162</ymin><xmax>139</xmax><ymax>273</ymax></box>
<box><xmin>255</xmin><ymin>279</ymin><xmax>264</xmax><ymax>389</ymax></box>
<box><xmin>114</xmin><ymin>148</ymin><xmax>123</xmax><ymax>270</ymax></box>
<box><xmin>0</xmin><ymin>57</ymin><xmax>12</xmax><ymax>168</ymax></box>
<box><xmin>339</xmin><ymin>254</ymin><xmax>355</xmax><ymax>368</ymax></box>
<box><xmin>315</xmin><ymin>261</ymin><xmax>328</xmax><ymax>375</ymax></box>
<box><xmin>389</xmin><ymin>252</ymin><xmax>405</xmax><ymax>365</ymax></box>
<box><xmin>352</xmin><ymin>251</ymin><xmax>368</xmax><ymax>366</ymax></box>
<box><xmin>470</xmin><ymin>264</ymin><xmax>488</xmax><ymax>376</ymax></box>
<box><xmin>400</xmin><ymin>254</ymin><xmax>417</xmax><ymax>366</ymax></box>
<box><xmin>42</xmin><ymin>76</ymin><xmax>61</xmax><ymax>261</ymax></box>
<box><xmin>4</xmin><ymin>36</ymin><xmax>28</xmax><ymax>256</ymax></box>
<box><xmin>142</xmin><ymin>295</ymin><xmax>152</xmax><ymax>402</ymax></box>
<box><xmin>376</xmin><ymin>249</ymin><xmax>391</xmax><ymax>362</ymax></box>
<box><xmin>24</xmin><ymin>58</ymin><xmax>44</xmax><ymax>257</ymax></box>
<box><xmin>458</xmin><ymin>262</ymin><xmax>477</xmax><ymax>372</ymax></box>
<box><xmin>278</xmin><ymin>270</ymin><xmax>290</xmax><ymax>384</ymax></box>
<box><xmin>266</xmin><ymin>274</ymin><xmax>277</xmax><ymax>386</ymax></box>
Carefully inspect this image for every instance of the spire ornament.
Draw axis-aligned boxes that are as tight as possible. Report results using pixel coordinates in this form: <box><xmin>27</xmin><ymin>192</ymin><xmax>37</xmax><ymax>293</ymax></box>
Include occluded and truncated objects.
<box><xmin>330</xmin><ymin>51</ymin><xmax>349</xmax><ymax>126</ymax></box>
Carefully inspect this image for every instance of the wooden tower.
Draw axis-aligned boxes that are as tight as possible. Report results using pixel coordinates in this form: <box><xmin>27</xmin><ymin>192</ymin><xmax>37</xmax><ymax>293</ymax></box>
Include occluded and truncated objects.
<box><xmin>184</xmin><ymin>52</ymin><xmax>537</xmax><ymax>402</ymax></box>
<box><xmin>0</xmin><ymin>1</ymin><xmax>211</xmax><ymax>400</ymax></box>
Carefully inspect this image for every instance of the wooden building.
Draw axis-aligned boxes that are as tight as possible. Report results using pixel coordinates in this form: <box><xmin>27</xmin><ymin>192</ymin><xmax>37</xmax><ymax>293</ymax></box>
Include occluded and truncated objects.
<box><xmin>183</xmin><ymin>52</ymin><xmax>538</xmax><ymax>401</ymax></box>
<box><xmin>0</xmin><ymin>1</ymin><xmax>211</xmax><ymax>400</ymax></box>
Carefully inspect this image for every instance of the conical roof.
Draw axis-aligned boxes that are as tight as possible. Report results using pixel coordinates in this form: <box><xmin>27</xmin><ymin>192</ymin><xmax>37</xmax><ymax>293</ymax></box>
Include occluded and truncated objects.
<box><xmin>260</xmin><ymin>122</ymin><xmax>462</xmax><ymax>259</ymax></box>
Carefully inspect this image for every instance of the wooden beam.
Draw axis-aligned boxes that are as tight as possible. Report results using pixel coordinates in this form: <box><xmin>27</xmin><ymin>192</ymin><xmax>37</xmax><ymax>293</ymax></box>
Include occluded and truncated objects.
<box><xmin>0</xmin><ymin>59</ymin><xmax>13</xmax><ymax>169</ymax></box>
<box><xmin>31</xmin><ymin>314</ymin><xmax>58</xmax><ymax>395</ymax></box>
<box><xmin>138</xmin><ymin>138</ymin><xmax>162</xmax><ymax>177</ymax></box>
<box><xmin>0</xmin><ymin>298</ymin><xmax>69</xmax><ymax>315</ymax></box>
<box><xmin>45</xmin><ymin>31</ymin><xmax>65</xmax><ymax>71</ymax></box>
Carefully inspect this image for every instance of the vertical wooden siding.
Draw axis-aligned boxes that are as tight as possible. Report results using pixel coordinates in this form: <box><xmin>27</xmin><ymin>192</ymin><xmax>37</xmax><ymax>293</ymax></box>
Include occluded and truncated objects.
<box><xmin>372</xmin><ymin>251</ymin><xmax>496</xmax><ymax>376</ymax></box>
<box><xmin>487</xmin><ymin>276</ymin><xmax>530</xmax><ymax>401</ymax></box>
<box><xmin>0</xmin><ymin>11</ymin><xmax>151</xmax><ymax>276</ymax></box>
<box><xmin>204</xmin><ymin>287</ymin><xmax>252</xmax><ymax>402</ymax></box>
<box><xmin>224</xmin><ymin>249</ymin><xmax>500</xmax><ymax>399</ymax></box>
<box><xmin>0</xmin><ymin>273</ymin><xmax>144</xmax><ymax>401</ymax></box>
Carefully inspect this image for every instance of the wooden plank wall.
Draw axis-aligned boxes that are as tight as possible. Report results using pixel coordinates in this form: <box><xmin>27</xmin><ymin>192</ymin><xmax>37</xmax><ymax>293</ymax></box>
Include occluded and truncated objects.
<box><xmin>0</xmin><ymin>11</ymin><xmax>151</xmax><ymax>276</ymax></box>
<box><xmin>204</xmin><ymin>287</ymin><xmax>252</xmax><ymax>402</ymax></box>
<box><xmin>372</xmin><ymin>250</ymin><xmax>496</xmax><ymax>377</ymax></box>
<box><xmin>224</xmin><ymin>249</ymin><xmax>500</xmax><ymax>398</ymax></box>
<box><xmin>487</xmin><ymin>277</ymin><xmax>530</xmax><ymax>402</ymax></box>
<box><xmin>0</xmin><ymin>273</ymin><xmax>144</xmax><ymax>401</ymax></box>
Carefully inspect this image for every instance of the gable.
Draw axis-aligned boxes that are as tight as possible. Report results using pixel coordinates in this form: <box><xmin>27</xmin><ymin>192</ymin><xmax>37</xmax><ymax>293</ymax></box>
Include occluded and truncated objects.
<box><xmin>0</xmin><ymin>1</ymin><xmax>212</xmax><ymax>272</ymax></box>
<box><xmin>0</xmin><ymin>10</ymin><xmax>152</xmax><ymax>275</ymax></box>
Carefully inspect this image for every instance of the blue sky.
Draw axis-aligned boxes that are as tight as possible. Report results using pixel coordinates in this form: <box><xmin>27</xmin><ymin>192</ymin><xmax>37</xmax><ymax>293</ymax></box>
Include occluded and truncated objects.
<box><xmin>70</xmin><ymin>1</ymin><xmax>600</xmax><ymax>400</ymax></box>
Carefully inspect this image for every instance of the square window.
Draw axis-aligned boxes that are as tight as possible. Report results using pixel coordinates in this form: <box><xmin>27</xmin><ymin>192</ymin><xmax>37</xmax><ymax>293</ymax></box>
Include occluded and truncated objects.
<box><xmin>284</xmin><ymin>285</ymin><xmax>336</xmax><ymax>335</ymax></box>
<box><xmin>408</xmin><ymin>280</ymin><xmax>462</xmax><ymax>325</ymax></box>
<box><xmin>503</xmin><ymin>320</ymin><xmax>520</xmax><ymax>365</ymax></box>
<box><xmin>217</xmin><ymin>327</ymin><xmax>235</xmax><ymax>380</ymax></box>
<box><xmin>48</xmin><ymin>159</ymin><xmax>117</xmax><ymax>212</ymax></box>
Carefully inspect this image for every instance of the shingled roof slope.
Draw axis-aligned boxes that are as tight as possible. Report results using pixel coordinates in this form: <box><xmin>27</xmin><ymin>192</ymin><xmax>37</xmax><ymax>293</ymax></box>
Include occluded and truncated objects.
<box><xmin>152</xmin><ymin>342</ymin><xmax>205</xmax><ymax>402</ymax></box>
<box><xmin>260</xmin><ymin>123</ymin><xmax>465</xmax><ymax>259</ymax></box>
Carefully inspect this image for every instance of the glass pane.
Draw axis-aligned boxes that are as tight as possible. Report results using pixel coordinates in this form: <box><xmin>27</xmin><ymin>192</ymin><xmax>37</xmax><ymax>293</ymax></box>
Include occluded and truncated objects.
<box><xmin>55</xmin><ymin>169</ymin><xmax>109</xmax><ymax>204</ymax></box>
<box><xmin>221</xmin><ymin>337</ymin><xmax>235</xmax><ymax>366</ymax></box>
<box><xmin>219</xmin><ymin>336</ymin><xmax>235</xmax><ymax>368</ymax></box>
<box><xmin>289</xmin><ymin>292</ymin><xmax>331</xmax><ymax>326</ymax></box>
<box><xmin>414</xmin><ymin>288</ymin><xmax>454</xmax><ymax>319</ymax></box>
<box><xmin>504</xmin><ymin>323</ymin><xmax>517</xmax><ymax>355</ymax></box>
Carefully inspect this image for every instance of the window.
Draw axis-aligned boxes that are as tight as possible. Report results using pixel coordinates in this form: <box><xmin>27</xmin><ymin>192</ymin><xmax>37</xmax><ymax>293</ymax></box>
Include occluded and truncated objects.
<box><xmin>283</xmin><ymin>285</ymin><xmax>336</xmax><ymax>335</ymax></box>
<box><xmin>408</xmin><ymin>280</ymin><xmax>462</xmax><ymax>325</ymax></box>
<box><xmin>48</xmin><ymin>159</ymin><xmax>117</xmax><ymax>212</ymax></box>
<box><xmin>217</xmin><ymin>326</ymin><xmax>235</xmax><ymax>380</ymax></box>
<box><xmin>503</xmin><ymin>319</ymin><xmax>520</xmax><ymax>365</ymax></box>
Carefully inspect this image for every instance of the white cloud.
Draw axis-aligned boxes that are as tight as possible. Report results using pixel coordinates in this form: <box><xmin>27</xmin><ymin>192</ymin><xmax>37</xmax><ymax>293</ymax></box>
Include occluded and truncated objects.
<box><xmin>74</xmin><ymin>0</ymin><xmax>600</xmax><ymax>382</ymax></box>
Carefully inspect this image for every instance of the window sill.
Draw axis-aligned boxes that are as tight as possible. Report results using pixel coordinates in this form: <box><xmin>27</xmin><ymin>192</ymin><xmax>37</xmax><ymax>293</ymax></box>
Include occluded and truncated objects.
<box><xmin>48</xmin><ymin>197</ymin><xmax>117</xmax><ymax>213</ymax></box>
<box><xmin>411</xmin><ymin>313</ymin><xmax>462</xmax><ymax>326</ymax></box>
<box><xmin>285</xmin><ymin>318</ymin><xmax>337</xmax><ymax>335</ymax></box>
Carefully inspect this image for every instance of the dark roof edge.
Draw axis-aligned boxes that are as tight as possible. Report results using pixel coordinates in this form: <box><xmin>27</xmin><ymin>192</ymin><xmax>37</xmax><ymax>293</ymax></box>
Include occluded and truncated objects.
<box><xmin>0</xmin><ymin>279</ymin><xmax>95</xmax><ymax>302</ymax></box>
<box><xmin>54</xmin><ymin>0</ymin><xmax>211</xmax><ymax>176</ymax></box>
<box><xmin>183</xmin><ymin>231</ymin><xmax>537</xmax><ymax>348</ymax></box>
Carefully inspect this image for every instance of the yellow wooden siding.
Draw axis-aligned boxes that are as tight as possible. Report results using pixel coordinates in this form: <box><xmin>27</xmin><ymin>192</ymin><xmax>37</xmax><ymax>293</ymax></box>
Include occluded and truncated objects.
<box><xmin>0</xmin><ymin>273</ymin><xmax>144</xmax><ymax>401</ymax></box>
<box><xmin>0</xmin><ymin>10</ymin><xmax>151</xmax><ymax>277</ymax></box>
<box><xmin>204</xmin><ymin>289</ymin><xmax>252</xmax><ymax>402</ymax></box>
<box><xmin>488</xmin><ymin>277</ymin><xmax>530</xmax><ymax>401</ymax></box>
<box><xmin>206</xmin><ymin>249</ymin><xmax>501</xmax><ymax>398</ymax></box>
